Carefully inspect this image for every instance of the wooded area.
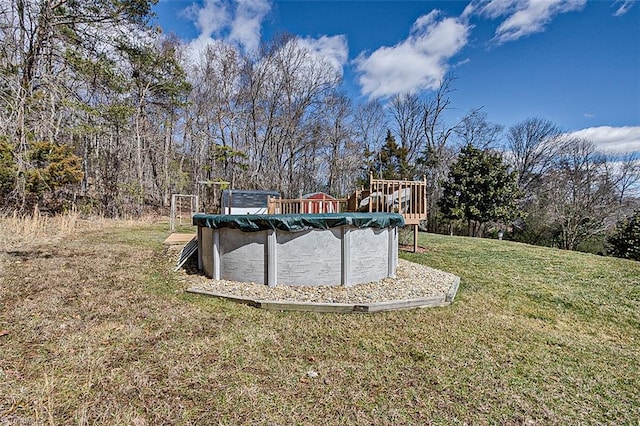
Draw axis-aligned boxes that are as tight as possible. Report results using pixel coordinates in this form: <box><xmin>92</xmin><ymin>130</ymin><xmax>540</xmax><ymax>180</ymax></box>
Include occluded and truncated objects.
<box><xmin>0</xmin><ymin>0</ymin><xmax>638</xmax><ymax>255</ymax></box>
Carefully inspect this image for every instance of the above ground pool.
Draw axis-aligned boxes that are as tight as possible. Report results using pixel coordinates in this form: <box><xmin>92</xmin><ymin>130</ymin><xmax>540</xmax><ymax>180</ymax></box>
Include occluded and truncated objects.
<box><xmin>193</xmin><ymin>213</ymin><xmax>404</xmax><ymax>287</ymax></box>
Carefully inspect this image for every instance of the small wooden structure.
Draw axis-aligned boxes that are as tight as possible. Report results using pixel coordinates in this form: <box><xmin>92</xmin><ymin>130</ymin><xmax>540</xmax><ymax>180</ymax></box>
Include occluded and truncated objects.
<box><xmin>268</xmin><ymin>193</ymin><xmax>348</xmax><ymax>214</ymax></box>
<box><xmin>301</xmin><ymin>192</ymin><xmax>340</xmax><ymax>213</ymax></box>
<box><xmin>170</xmin><ymin>194</ymin><xmax>199</xmax><ymax>232</ymax></box>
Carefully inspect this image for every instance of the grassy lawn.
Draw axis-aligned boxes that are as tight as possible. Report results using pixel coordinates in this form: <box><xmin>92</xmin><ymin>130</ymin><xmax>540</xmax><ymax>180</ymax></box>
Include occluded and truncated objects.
<box><xmin>1</xmin><ymin>219</ymin><xmax>638</xmax><ymax>424</ymax></box>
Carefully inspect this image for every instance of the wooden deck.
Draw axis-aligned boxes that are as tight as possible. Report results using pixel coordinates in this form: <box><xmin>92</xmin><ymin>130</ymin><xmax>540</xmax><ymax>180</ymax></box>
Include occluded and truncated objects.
<box><xmin>365</xmin><ymin>175</ymin><xmax>427</xmax><ymax>225</ymax></box>
<box><xmin>264</xmin><ymin>174</ymin><xmax>428</xmax><ymax>252</ymax></box>
<box><xmin>269</xmin><ymin>174</ymin><xmax>428</xmax><ymax>226</ymax></box>
<box><xmin>349</xmin><ymin>174</ymin><xmax>428</xmax><ymax>252</ymax></box>
<box><xmin>163</xmin><ymin>233</ymin><xmax>197</xmax><ymax>245</ymax></box>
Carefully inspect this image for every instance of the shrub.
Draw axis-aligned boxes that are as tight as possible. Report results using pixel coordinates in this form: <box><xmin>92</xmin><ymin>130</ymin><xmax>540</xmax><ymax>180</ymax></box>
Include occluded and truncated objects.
<box><xmin>0</xmin><ymin>138</ymin><xmax>16</xmax><ymax>198</ymax></box>
<box><xmin>607</xmin><ymin>211</ymin><xmax>640</xmax><ymax>261</ymax></box>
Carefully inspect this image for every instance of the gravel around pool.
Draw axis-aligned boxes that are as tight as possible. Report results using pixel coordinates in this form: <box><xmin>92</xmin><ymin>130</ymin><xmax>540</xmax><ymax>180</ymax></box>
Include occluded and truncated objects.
<box><xmin>174</xmin><ymin>245</ymin><xmax>459</xmax><ymax>306</ymax></box>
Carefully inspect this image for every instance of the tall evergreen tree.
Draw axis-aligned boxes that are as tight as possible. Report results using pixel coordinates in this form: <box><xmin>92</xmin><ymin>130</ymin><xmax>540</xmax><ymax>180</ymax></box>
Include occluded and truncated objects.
<box><xmin>439</xmin><ymin>144</ymin><xmax>521</xmax><ymax>236</ymax></box>
<box><xmin>371</xmin><ymin>130</ymin><xmax>413</xmax><ymax>180</ymax></box>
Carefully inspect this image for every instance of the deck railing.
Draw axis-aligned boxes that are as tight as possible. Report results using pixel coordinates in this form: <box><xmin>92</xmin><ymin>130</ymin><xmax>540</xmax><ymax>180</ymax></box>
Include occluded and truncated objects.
<box><xmin>268</xmin><ymin>176</ymin><xmax>427</xmax><ymax>225</ymax></box>
<box><xmin>264</xmin><ymin>176</ymin><xmax>426</xmax><ymax>251</ymax></box>
<box><xmin>367</xmin><ymin>175</ymin><xmax>427</xmax><ymax>225</ymax></box>
<box><xmin>267</xmin><ymin>196</ymin><xmax>348</xmax><ymax>215</ymax></box>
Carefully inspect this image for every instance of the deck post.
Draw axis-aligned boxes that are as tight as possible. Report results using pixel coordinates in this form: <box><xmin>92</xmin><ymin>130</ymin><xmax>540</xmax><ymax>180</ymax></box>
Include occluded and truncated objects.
<box><xmin>413</xmin><ymin>224</ymin><xmax>419</xmax><ymax>253</ymax></box>
<box><xmin>369</xmin><ymin>172</ymin><xmax>373</xmax><ymax>213</ymax></box>
<box><xmin>170</xmin><ymin>194</ymin><xmax>176</xmax><ymax>232</ymax></box>
<box><xmin>267</xmin><ymin>197</ymin><xmax>274</xmax><ymax>214</ymax></box>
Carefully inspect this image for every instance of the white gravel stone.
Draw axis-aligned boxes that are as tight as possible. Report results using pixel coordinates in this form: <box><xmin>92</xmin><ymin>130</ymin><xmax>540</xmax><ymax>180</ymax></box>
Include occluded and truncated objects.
<box><xmin>180</xmin><ymin>257</ymin><xmax>458</xmax><ymax>304</ymax></box>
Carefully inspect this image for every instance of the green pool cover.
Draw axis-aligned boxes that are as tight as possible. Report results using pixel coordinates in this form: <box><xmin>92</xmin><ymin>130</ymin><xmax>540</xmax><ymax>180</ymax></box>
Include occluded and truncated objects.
<box><xmin>192</xmin><ymin>212</ymin><xmax>405</xmax><ymax>232</ymax></box>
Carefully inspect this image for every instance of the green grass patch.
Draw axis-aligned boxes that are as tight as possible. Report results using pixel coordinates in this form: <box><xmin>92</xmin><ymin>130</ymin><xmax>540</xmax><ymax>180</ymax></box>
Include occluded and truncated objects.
<box><xmin>1</xmin><ymin>225</ymin><xmax>638</xmax><ymax>424</ymax></box>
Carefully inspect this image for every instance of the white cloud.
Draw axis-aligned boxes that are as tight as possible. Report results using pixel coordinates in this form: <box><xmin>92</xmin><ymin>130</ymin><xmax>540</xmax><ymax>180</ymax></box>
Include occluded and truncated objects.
<box><xmin>183</xmin><ymin>0</ymin><xmax>230</xmax><ymax>36</ymax></box>
<box><xmin>480</xmin><ymin>0</ymin><xmax>520</xmax><ymax>19</ymax></box>
<box><xmin>181</xmin><ymin>0</ymin><xmax>348</xmax><ymax>77</ymax></box>
<box><xmin>614</xmin><ymin>0</ymin><xmax>636</xmax><ymax>16</ymax></box>
<box><xmin>478</xmin><ymin>0</ymin><xmax>586</xmax><ymax>44</ymax></box>
<box><xmin>354</xmin><ymin>10</ymin><xmax>470</xmax><ymax>99</ymax></box>
<box><xmin>461</xmin><ymin>2</ymin><xmax>478</xmax><ymax>19</ymax></box>
<box><xmin>568</xmin><ymin>126</ymin><xmax>640</xmax><ymax>154</ymax></box>
<box><xmin>298</xmin><ymin>35</ymin><xmax>349</xmax><ymax>77</ymax></box>
<box><xmin>183</xmin><ymin>0</ymin><xmax>270</xmax><ymax>58</ymax></box>
<box><xmin>228</xmin><ymin>0</ymin><xmax>271</xmax><ymax>52</ymax></box>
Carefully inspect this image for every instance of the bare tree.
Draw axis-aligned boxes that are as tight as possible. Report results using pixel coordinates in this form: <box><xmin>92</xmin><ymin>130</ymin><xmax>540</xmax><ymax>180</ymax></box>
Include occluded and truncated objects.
<box><xmin>0</xmin><ymin>0</ymin><xmax>177</xmax><ymax>214</ymax></box>
<box><xmin>421</xmin><ymin>75</ymin><xmax>457</xmax><ymax>166</ymax></box>
<box><xmin>352</xmin><ymin>99</ymin><xmax>387</xmax><ymax>185</ymax></box>
<box><xmin>455</xmin><ymin>109</ymin><xmax>503</xmax><ymax>150</ymax></box>
<box><xmin>239</xmin><ymin>34</ymin><xmax>341</xmax><ymax>196</ymax></box>
<box><xmin>419</xmin><ymin>74</ymin><xmax>458</xmax><ymax>232</ymax></box>
<box><xmin>184</xmin><ymin>34</ymin><xmax>343</xmax><ymax>199</ymax></box>
<box><xmin>352</xmin><ymin>99</ymin><xmax>387</xmax><ymax>154</ymax></box>
<box><xmin>390</xmin><ymin>93</ymin><xmax>423</xmax><ymax>163</ymax></box>
<box><xmin>546</xmin><ymin>138</ymin><xmax>617</xmax><ymax>250</ymax></box>
<box><xmin>611</xmin><ymin>152</ymin><xmax>640</xmax><ymax>204</ymax></box>
<box><xmin>186</xmin><ymin>41</ymin><xmax>246</xmax><ymax>189</ymax></box>
<box><xmin>320</xmin><ymin>92</ymin><xmax>359</xmax><ymax>196</ymax></box>
<box><xmin>506</xmin><ymin>117</ymin><xmax>563</xmax><ymax>194</ymax></box>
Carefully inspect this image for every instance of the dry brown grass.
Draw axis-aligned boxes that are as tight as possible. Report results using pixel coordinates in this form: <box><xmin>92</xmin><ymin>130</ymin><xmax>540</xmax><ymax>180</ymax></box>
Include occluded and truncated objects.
<box><xmin>1</xmin><ymin>218</ymin><xmax>175</xmax><ymax>424</ymax></box>
<box><xmin>0</xmin><ymin>209</ymin><xmax>161</xmax><ymax>251</ymax></box>
<box><xmin>0</xmin><ymin>207</ymin><xmax>80</xmax><ymax>250</ymax></box>
<box><xmin>1</xmin><ymin>221</ymin><xmax>638</xmax><ymax>424</ymax></box>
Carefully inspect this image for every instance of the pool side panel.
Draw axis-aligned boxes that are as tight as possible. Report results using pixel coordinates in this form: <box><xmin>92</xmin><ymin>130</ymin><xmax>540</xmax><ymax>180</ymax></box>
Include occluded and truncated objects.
<box><xmin>275</xmin><ymin>229</ymin><xmax>342</xmax><ymax>286</ymax></box>
<box><xmin>200</xmin><ymin>227</ymin><xmax>212</xmax><ymax>278</ymax></box>
<box><xmin>349</xmin><ymin>227</ymin><xmax>389</xmax><ymax>284</ymax></box>
<box><xmin>219</xmin><ymin>228</ymin><xmax>267</xmax><ymax>284</ymax></box>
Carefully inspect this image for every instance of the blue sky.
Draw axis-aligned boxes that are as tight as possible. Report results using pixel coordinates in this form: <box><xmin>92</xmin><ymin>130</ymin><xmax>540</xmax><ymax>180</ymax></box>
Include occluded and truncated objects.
<box><xmin>153</xmin><ymin>0</ymin><xmax>640</xmax><ymax>153</ymax></box>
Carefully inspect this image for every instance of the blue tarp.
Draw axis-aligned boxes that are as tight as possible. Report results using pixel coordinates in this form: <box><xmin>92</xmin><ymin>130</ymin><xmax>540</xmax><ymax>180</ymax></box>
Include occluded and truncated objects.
<box><xmin>193</xmin><ymin>212</ymin><xmax>405</xmax><ymax>232</ymax></box>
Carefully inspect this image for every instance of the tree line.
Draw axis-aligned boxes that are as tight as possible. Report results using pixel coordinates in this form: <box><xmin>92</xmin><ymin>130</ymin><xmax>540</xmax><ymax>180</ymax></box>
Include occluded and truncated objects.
<box><xmin>1</xmin><ymin>1</ymin><xmax>638</xmax><ymax>256</ymax></box>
